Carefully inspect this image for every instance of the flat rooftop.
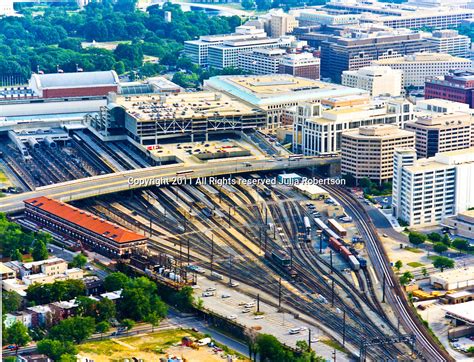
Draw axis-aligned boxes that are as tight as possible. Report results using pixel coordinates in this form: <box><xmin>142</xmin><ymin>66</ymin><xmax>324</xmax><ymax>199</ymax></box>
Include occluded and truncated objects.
<box><xmin>443</xmin><ymin>300</ymin><xmax>474</xmax><ymax>324</ymax></box>
<box><xmin>431</xmin><ymin>266</ymin><xmax>474</xmax><ymax>283</ymax></box>
<box><xmin>205</xmin><ymin>75</ymin><xmax>367</xmax><ymax>106</ymax></box>
<box><xmin>116</xmin><ymin>92</ymin><xmax>262</xmax><ymax>122</ymax></box>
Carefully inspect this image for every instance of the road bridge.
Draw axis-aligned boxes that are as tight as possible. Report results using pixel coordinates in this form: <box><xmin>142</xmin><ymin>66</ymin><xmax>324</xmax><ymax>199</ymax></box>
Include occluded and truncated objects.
<box><xmin>0</xmin><ymin>157</ymin><xmax>338</xmax><ymax>214</ymax></box>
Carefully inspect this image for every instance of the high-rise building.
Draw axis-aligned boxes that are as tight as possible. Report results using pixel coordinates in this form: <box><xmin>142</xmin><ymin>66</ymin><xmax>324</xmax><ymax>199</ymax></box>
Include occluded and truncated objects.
<box><xmin>238</xmin><ymin>48</ymin><xmax>287</xmax><ymax>75</ymax></box>
<box><xmin>425</xmin><ymin>70</ymin><xmax>474</xmax><ymax>108</ymax></box>
<box><xmin>372</xmin><ymin>53</ymin><xmax>472</xmax><ymax>88</ymax></box>
<box><xmin>342</xmin><ymin>66</ymin><xmax>403</xmax><ymax>96</ymax></box>
<box><xmin>405</xmin><ymin>112</ymin><xmax>474</xmax><ymax>158</ymax></box>
<box><xmin>293</xmin><ymin>97</ymin><xmax>413</xmax><ymax>155</ymax></box>
<box><xmin>392</xmin><ymin>147</ymin><xmax>474</xmax><ymax>226</ymax></box>
<box><xmin>278</xmin><ymin>53</ymin><xmax>320</xmax><ymax>80</ymax></box>
<box><xmin>320</xmin><ymin>28</ymin><xmax>436</xmax><ymax>83</ymax></box>
<box><xmin>184</xmin><ymin>26</ymin><xmax>267</xmax><ymax>67</ymax></box>
<box><xmin>208</xmin><ymin>36</ymin><xmax>294</xmax><ymax>69</ymax></box>
<box><xmin>341</xmin><ymin>124</ymin><xmax>415</xmax><ymax>184</ymax></box>
<box><xmin>426</xmin><ymin>30</ymin><xmax>471</xmax><ymax>59</ymax></box>
<box><xmin>269</xmin><ymin>12</ymin><xmax>299</xmax><ymax>37</ymax></box>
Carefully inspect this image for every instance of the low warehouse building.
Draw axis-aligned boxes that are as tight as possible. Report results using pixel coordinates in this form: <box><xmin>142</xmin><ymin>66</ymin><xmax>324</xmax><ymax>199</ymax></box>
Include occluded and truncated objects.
<box><xmin>24</xmin><ymin>197</ymin><xmax>147</xmax><ymax>257</ymax></box>
<box><xmin>430</xmin><ymin>266</ymin><xmax>474</xmax><ymax>290</ymax></box>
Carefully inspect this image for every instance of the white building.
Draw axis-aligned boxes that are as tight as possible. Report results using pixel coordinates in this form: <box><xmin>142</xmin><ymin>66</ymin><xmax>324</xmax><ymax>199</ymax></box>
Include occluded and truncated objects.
<box><xmin>392</xmin><ymin>147</ymin><xmax>474</xmax><ymax>226</ymax></box>
<box><xmin>184</xmin><ymin>26</ymin><xmax>267</xmax><ymax>66</ymax></box>
<box><xmin>342</xmin><ymin>66</ymin><xmax>403</xmax><ymax>97</ymax></box>
<box><xmin>293</xmin><ymin>96</ymin><xmax>413</xmax><ymax>155</ymax></box>
<box><xmin>415</xmin><ymin>98</ymin><xmax>473</xmax><ymax>115</ymax></box>
<box><xmin>297</xmin><ymin>9</ymin><xmax>360</xmax><ymax>26</ymax></box>
<box><xmin>269</xmin><ymin>11</ymin><xmax>298</xmax><ymax>37</ymax></box>
<box><xmin>238</xmin><ymin>48</ymin><xmax>287</xmax><ymax>75</ymax></box>
<box><xmin>426</xmin><ymin>30</ymin><xmax>471</xmax><ymax>59</ymax></box>
<box><xmin>208</xmin><ymin>36</ymin><xmax>295</xmax><ymax>69</ymax></box>
<box><xmin>372</xmin><ymin>52</ymin><xmax>472</xmax><ymax>88</ymax></box>
<box><xmin>0</xmin><ymin>0</ymin><xmax>15</xmax><ymax>16</ymax></box>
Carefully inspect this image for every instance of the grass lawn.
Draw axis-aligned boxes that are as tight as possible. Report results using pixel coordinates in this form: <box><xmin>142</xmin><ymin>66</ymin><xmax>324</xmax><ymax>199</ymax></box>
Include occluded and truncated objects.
<box><xmin>404</xmin><ymin>247</ymin><xmax>423</xmax><ymax>253</ymax></box>
<box><xmin>407</xmin><ymin>262</ymin><xmax>424</xmax><ymax>268</ymax></box>
<box><xmin>321</xmin><ymin>338</ymin><xmax>347</xmax><ymax>354</ymax></box>
<box><xmin>427</xmin><ymin>255</ymin><xmax>438</xmax><ymax>260</ymax></box>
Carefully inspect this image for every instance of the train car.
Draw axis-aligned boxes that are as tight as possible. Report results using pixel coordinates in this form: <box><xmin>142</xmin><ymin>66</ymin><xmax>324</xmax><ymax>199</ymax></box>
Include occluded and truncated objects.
<box><xmin>303</xmin><ymin>216</ymin><xmax>311</xmax><ymax>242</ymax></box>
<box><xmin>357</xmin><ymin>257</ymin><xmax>367</xmax><ymax>268</ymax></box>
<box><xmin>210</xmin><ymin>271</ymin><xmax>223</xmax><ymax>280</ymax></box>
<box><xmin>269</xmin><ymin>250</ymin><xmax>297</xmax><ymax>278</ymax></box>
<box><xmin>327</xmin><ymin>219</ymin><xmax>347</xmax><ymax>237</ymax></box>
<box><xmin>348</xmin><ymin>255</ymin><xmax>361</xmax><ymax>271</ymax></box>
<box><xmin>328</xmin><ymin>236</ymin><xmax>343</xmax><ymax>252</ymax></box>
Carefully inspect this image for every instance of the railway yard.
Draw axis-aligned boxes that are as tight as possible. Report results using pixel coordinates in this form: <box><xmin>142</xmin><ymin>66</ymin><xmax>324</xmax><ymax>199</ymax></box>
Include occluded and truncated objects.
<box><xmin>69</xmin><ymin>175</ymin><xmax>417</xmax><ymax>360</ymax></box>
<box><xmin>0</xmin><ymin>129</ymin><xmax>455</xmax><ymax>362</ymax></box>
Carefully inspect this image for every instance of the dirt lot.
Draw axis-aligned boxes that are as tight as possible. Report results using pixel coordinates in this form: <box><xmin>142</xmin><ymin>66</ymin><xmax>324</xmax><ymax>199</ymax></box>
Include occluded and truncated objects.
<box><xmin>78</xmin><ymin>329</ymin><xmax>246</xmax><ymax>362</ymax></box>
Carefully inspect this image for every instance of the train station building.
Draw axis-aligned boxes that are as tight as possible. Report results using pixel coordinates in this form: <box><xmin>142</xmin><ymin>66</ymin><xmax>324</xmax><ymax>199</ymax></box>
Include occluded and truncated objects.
<box><xmin>23</xmin><ymin>196</ymin><xmax>147</xmax><ymax>258</ymax></box>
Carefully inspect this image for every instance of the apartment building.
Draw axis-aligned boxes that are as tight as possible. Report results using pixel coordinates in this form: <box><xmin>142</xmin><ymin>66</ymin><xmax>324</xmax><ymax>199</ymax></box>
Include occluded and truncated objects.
<box><xmin>238</xmin><ymin>48</ymin><xmax>287</xmax><ymax>75</ymax></box>
<box><xmin>208</xmin><ymin>36</ymin><xmax>294</xmax><ymax>69</ymax></box>
<box><xmin>426</xmin><ymin>30</ymin><xmax>471</xmax><ymax>59</ymax></box>
<box><xmin>372</xmin><ymin>53</ymin><xmax>472</xmax><ymax>88</ymax></box>
<box><xmin>184</xmin><ymin>26</ymin><xmax>267</xmax><ymax>66</ymax></box>
<box><xmin>320</xmin><ymin>27</ymin><xmax>436</xmax><ymax>83</ymax></box>
<box><xmin>392</xmin><ymin>147</ymin><xmax>474</xmax><ymax>226</ymax></box>
<box><xmin>425</xmin><ymin>70</ymin><xmax>474</xmax><ymax>108</ymax></box>
<box><xmin>342</xmin><ymin>66</ymin><xmax>403</xmax><ymax>96</ymax></box>
<box><xmin>293</xmin><ymin>97</ymin><xmax>413</xmax><ymax>155</ymax></box>
<box><xmin>279</xmin><ymin>52</ymin><xmax>320</xmax><ymax>80</ymax></box>
<box><xmin>341</xmin><ymin>124</ymin><xmax>415</xmax><ymax>184</ymax></box>
<box><xmin>405</xmin><ymin>112</ymin><xmax>474</xmax><ymax>158</ymax></box>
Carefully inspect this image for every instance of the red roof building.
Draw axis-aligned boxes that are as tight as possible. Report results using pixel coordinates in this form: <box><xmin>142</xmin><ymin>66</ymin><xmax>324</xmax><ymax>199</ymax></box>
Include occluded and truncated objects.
<box><xmin>24</xmin><ymin>196</ymin><xmax>147</xmax><ymax>257</ymax></box>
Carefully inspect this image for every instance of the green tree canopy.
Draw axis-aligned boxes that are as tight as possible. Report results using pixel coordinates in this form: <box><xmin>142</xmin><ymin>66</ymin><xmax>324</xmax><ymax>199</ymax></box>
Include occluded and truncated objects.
<box><xmin>408</xmin><ymin>231</ymin><xmax>427</xmax><ymax>245</ymax></box>
<box><xmin>6</xmin><ymin>321</ymin><xmax>31</xmax><ymax>353</ymax></box>
<box><xmin>2</xmin><ymin>291</ymin><xmax>22</xmax><ymax>314</ymax></box>
<box><xmin>70</xmin><ymin>253</ymin><xmax>88</xmax><ymax>269</ymax></box>
<box><xmin>37</xmin><ymin>339</ymin><xmax>78</xmax><ymax>361</ymax></box>
<box><xmin>49</xmin><ymin>316</ymin><xmax>96</xmax><ymax>343</ymax></box>
<box><xmin>432</xmin><ymin>256</ymin><xmax>455</xmax><ymax>272</ymax></box>
<box><xmin>104</xmin><ymin>272</ymin><xmax>130</xmax><ymax>292</ymax></box>
<box><xmin>452</xmin><ymin>238</ymin><xmax>470</xmax><ymax>251</ymax></box>
<box><xmin>433</xmin><ymin>242</ymin><xmax>448</xmax><ymax>254</ymax></box>
<box><xmin>32</xmin><ymin>240</ymin><xmax>48</xmax><ymax>261</ymax></box>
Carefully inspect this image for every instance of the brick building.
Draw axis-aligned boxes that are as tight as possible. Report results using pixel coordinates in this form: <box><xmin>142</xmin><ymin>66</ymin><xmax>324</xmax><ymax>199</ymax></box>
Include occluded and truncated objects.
<box><xmin>24</xmin><ymin>197</ymin><xmax>147</xmax><ymax>258</ymax></box>
<box><xmin>425</xmin><ymin>70</ymin><xmax>474</xmax><ymax>108</ymax></box>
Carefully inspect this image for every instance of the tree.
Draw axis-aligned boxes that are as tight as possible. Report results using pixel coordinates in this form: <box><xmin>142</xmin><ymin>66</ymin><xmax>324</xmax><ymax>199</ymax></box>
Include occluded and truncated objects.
<box><xmin>241</xmin><ymin>0</ymin><xmax>255</xmax><ymax>9</ymax></box>
<box><xmin>394</xmin><ymin>260</ymin><xmax>403</xmax><ymax>272</ymax></box>
<box><xmin>433</xmin><ymin>242</ymin><xmax>448</xmax><ymax>254</ymax></box>
<box><xmin>359</xmin><ymin>177</ymin><xmax>372</xmax><ymax>189</ymax></box>
<box><xmin>442</xmin><ymin>234</ymin><xmax>451</xmax><ymax>246</ymax></box>
<box><xmin>104</xmin><ymin>272</ymin><xmax>129</xmax><ymax>292</ymax></box>
<box><xmin>96</xmin><ymin>297</ymin><xmax>116</xmax><ymax>322</ymax></box>
<box><xmin>173</xmin><ymin>286</ymin><xmax>194</xmax><ymax>312</ymax></box>
<box><xmin>96</xmin><ymin>321</ymin><xmax>110</xmax><ymax>339</ymax></box>
<box><xmin>421</xmin><ymin>267</ymin><xmax>428</xmax><ymax>277</ymax></box>
<box><xmin>32</xmin><ymin>240</ymin><xmax>48</xmax><ymax>261</ymax></box>
<box><xmin>6</xmin><ymin>322</ymin><xmax>31</xmax><ymax>355</ymax></box>
<box><xmin>452</xmin><ymin>238</ymin><xmax>470</xmax><ymax>251</ymax></box>
<box><xmin>427</xmin><ymin>232</ymin><xmax>441</xmax><ymax>242</ymax></box>
<box><xmin>145</xmin><ymin>312</ymin><xmax>161</xmax><ymax>332</ymax></box>
<box><xmin>121</xmin><ymin>318</ymin><xmax>135</xmax><ymax>334</ymax></box>
<box><xmin>11</xmin><ymin>249</ymin><xmax>23</xmax><ymax>261</ymax></box>
<box><xmin>2</xmin><ymin>291</ymin><xmax>22</xmax><ymax>313</ymax></box>
<box><xmin>399</xmin><ymin>271</ymin><xmax>414</xmax><ymax>286</ymax></box>
<box><xmin>256</xmin><ymin>334</ymin><xmax>288</xmax><ymax>361</ymax></box>
<box><xmin>408</xmin><ymin>231</ymin><xmax>427</xmax><ymax>246</ymax></box>
<box><xmin>432</xmin><ymin>256</ymin><xmax>455</xmax><ymax>272</ymax></box>
<box><xmin>70</xmin><ymin>253</ymin><xmax>87</xmax><ymax>269</ymax></box>
<box><xmin>49</xmin><ymin>316</ymin><xmax>95</xmax><ymax>343</ymax></box>
<box><xmin>37</xmin><ymin>339</ymin><xmax>77</xmax><ymax>360</ymax></box>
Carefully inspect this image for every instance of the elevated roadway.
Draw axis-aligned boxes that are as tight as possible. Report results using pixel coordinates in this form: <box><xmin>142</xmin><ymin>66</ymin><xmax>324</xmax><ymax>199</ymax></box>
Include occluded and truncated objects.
<box><xmin>0</xmin><ymin>157</ymin><xmax>336</xmax><ymax>214</ymax></box>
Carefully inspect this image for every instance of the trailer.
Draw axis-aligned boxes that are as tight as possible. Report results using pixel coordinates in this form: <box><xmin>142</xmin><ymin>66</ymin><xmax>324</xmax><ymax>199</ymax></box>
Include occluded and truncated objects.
<box><xmin>348</xmin><ymin>255</ymin><xmax>361</xmax><ymax>271</ymax></box>
<box><xmin>327</xmin><ymin>218</ymin><xmax>347</xmax><ymax>237</ymax></box>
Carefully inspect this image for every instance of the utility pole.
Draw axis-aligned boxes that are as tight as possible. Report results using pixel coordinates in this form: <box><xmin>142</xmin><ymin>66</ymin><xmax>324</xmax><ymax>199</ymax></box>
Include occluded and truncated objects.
<box><xmin>318</xmin><ymin>231</ymin><xmax>323</xmax><ymax>254</ymax></box>
<box><xmin>149</xmin><ymin>216</ymin><xmax>152</xmax><ymax>237</ymax></box>
<box><xmin>331</xmin><ymin>277</ymin><xmax>335</xmax><ymax>307</ymax></box>
<box><xmin>330</xmin><ymin>250</ymin><xmax>333</xmax><ymax>273</ymax></box>
<box><xmin>342</xmin><ymin>310</ymin><xmax>346</xmax><ymax>347</ymax></box>
<box><xmin>228</xmin><ymin>254</ymin><xmax>233</xmax><ymax>286</ymax></box>
<box><xmin>308</xmin><ymin>329</ymin><xmax>312</xmax><ymax>352</ymax></box>
<box><xmin>332</xmin><ymin>349</ymin><xmax>336</xmax><ymax>362</ymax></box>
<box><xmin>382</xmin><ymin>274</ymin><xmax>386</xmax><ymax>303</ymax></box>
<box><xmin>228</xmin><ymin>205</ymin><xmax>231</xmax><ymax>227</ymax></box>
<box><xmin>289</xmin><ymin>247</ymin><xmax>293</xmax><ymax>270</ymax></box>
<box><xmin>257</xmin><ymin>293</ymin><xmax>260</xmax><ymax>313</ymax></box>
<box><xmin>278</xmin><ymin>277</ymin><xmax>282</xmax><ymax>308</ymax></box>
<box><xmin>264</xmin><ymin>232</ymin><xmax>268</xmax><ymax>253</ymax></box>
<box><xmin>210</xmin><ymin>234</ymin><xmax>214</xmax><ymax>275</ymax></box>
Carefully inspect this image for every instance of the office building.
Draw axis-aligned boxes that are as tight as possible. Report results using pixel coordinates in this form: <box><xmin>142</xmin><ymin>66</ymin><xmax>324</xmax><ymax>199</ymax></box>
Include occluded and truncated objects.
<box><xmin>442</xmin><ymin>209</ymin><xmax>474</xmax><ymax>240</ymax></box>
<box><xmin>28</xmin><ymin>71</ymin><xmax>119</xmax><ymax>99</ymax></box>
<box><xmin>426</xmin><ymin>30</ymin><xmax>471</xmax><ymax>59</ymax></box>
<box><xmin>297</xmin><ymin>9</ymin><xmax>360</xmax><ymax>27</ymax></box>
<box><xmin>324</xmin><ymin>0</ymin><xmax>474</xmax><ymax>29</ymax></box>
<box><xmin>279</xmin><ymin>52</ymin><xmax>320</xmax><ymax>80</ymax></box>
<box><xmin>204</xmin><ymin>74</ymin><xmax>368</xmax><ymax>129</ymax></box>
<box><xmin>238</xmin><ymin>48</ymin><xmax>287</xmax><ymax>75</ymax></box>
<box><xmin>342</xmin><ymin>66</ymin><xmax>403</xmax><ymax>96</ymax></box>
<box><xmin>208</xmin><ymin>36</ymin><xmax>294</xmax><ymax>69</ymax></box>
<box><xmin>392</xmin><ymin>147</ymin><xmax>474</xmax><ymax>226</ymax></box>
<box><xmin>425</xmin><ymin>70</ymin><xmax>474</xmax><ymax>108</ymax></box>
<box><xmin>405</xmin><ymin>112</ymin><xmax>474</xmax><ymax>158</ymax></box>
<box><xmin>320</xmin><ymin>27</ymin><xmax>436</xmax><ymax>83</ymax></box>
<box><xmin>415</xmin><ymin>98</ymin><xmax>473</xmax><ymax>115</ymax></box>
<box><xmin>293</xmin><ymin>97</ymin><xmax>413</xmax><ymax>155</ymax></box>
<box><xmin>184</xmin><ymin>26</ymin><xmax>267</xmax><ymax>66</ymax></box>
<box><xmin>24</xmin><ymin>197</ymin><xmax>148</xmax><ymax>257</ymax></box>
<box><xmin>269</xmin><ymin>12</ymin><xmax>298</xmax><ymax>37</ymax></box>
<box><xmin>341</xmin><ymin>124</ymin><xmax>415</xmax><ymax>183</ymax></box>
<box><xmin>372</xmin><ymin>53</ymin><xmax>472</xmax><ymax>88</ymax></box>
<box><xmin>90</xmin><ymin>91</ymin><xmax>266</xmax><ymax>143</ymax></box>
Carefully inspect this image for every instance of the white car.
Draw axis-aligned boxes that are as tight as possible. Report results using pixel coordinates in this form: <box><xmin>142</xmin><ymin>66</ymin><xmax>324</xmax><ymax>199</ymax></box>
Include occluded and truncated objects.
<box><xmin>227</xmin><ymin>315</ymin><xmax>237</xmax><ymax>320</ymax></box>
<box><xmin>202</xmin><ymin>291</ymin><xmax>214</xmax><ymax>297</ymax></box>
<box><xmin>229</xmin><ymin>282</ymin><xmax>240</xmax><ymax>287</ymax></box>
<box><xmin>254</xmin><ymin>315</ymin><xmax>264</xmax><ymax>320</ymax></box>
<box><xmin>242</xmin><ymin>308</ymin><xmax>251</xmax><ymax>313</ymax></box>
<box><xmin>221</xmin><ymin>294</ymin><xmax>231</xmax><ymax>299</ymax></box>
<box><xmin>206</xmin><ymin>287</ymin><xmax>216</xmax><ymax>292</ymax></box>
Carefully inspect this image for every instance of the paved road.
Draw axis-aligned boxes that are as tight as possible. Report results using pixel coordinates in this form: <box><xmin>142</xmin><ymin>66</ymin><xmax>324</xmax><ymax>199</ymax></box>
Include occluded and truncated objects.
<box><xmin>0</xmin><ymin>157</ymin><xmax>336</xmax><ymax>214</ymax></box>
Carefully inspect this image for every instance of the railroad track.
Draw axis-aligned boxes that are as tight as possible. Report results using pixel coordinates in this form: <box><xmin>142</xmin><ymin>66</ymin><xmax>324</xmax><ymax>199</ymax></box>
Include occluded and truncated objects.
<box><xmin>322</xmin><ymin>184</ymin><xmax>454</xmax><ymax>362</ymax></box>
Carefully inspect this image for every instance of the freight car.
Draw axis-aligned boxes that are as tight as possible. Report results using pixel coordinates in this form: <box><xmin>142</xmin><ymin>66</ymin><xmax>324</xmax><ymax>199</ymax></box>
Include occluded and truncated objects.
<box><xmin>327</xmin><ymin>218</ymin><xmax>347</xmax><ymax>238</ymax></box>
<box><xmin>328</xmin><ymin>237</ymin><xmax>360</xmax><ymax>271</ymax></box>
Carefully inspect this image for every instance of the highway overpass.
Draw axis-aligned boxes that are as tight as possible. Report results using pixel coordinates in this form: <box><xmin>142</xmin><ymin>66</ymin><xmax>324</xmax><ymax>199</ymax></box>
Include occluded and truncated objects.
<box><xmin>0</xmin><ymin>157</ymin><xmax>338</xmax><ymax>214</ymax></box>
